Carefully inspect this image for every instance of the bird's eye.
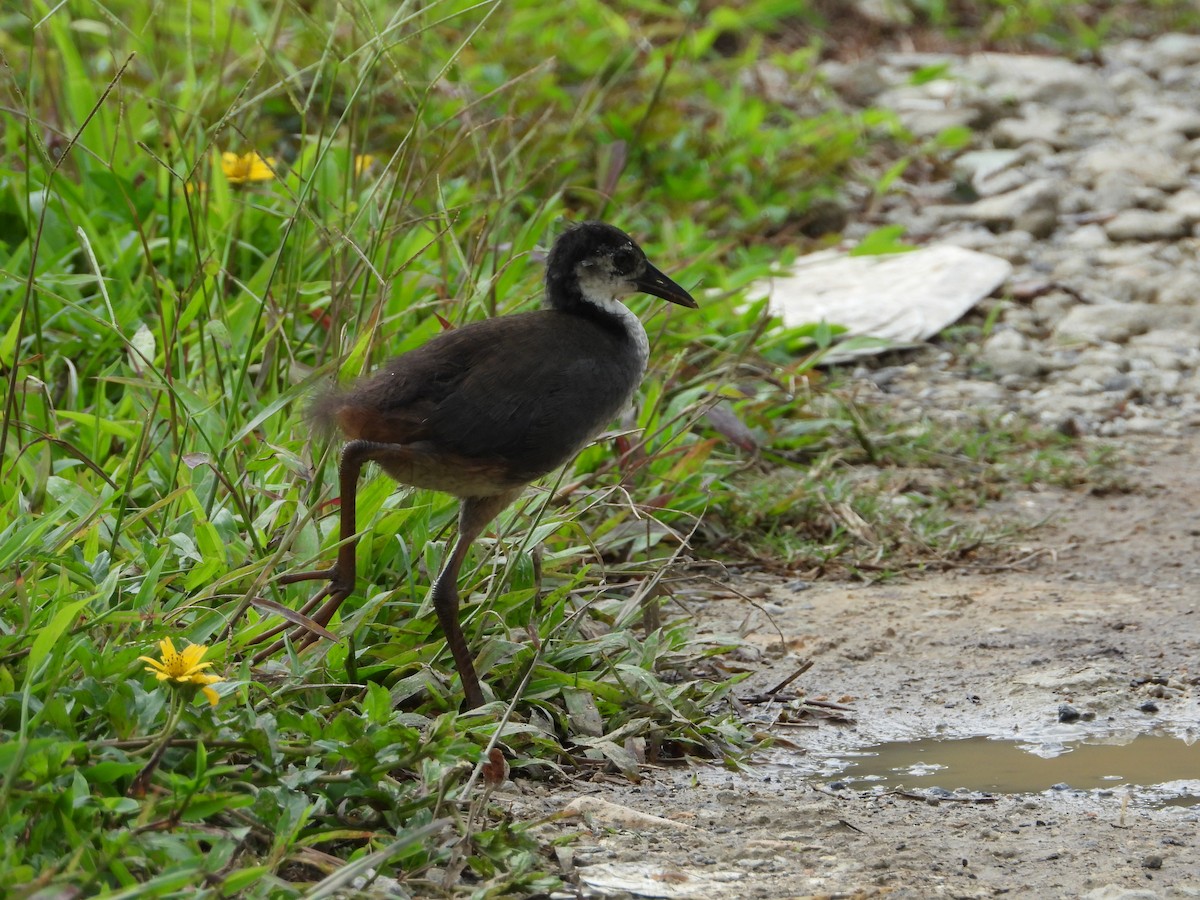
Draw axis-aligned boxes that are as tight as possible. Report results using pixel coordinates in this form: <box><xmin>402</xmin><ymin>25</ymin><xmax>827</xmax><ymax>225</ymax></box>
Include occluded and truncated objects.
<box><xmin>611</xmin><ymin>246</ymin><xmax>637</xmax><ymax>274</ymax></box>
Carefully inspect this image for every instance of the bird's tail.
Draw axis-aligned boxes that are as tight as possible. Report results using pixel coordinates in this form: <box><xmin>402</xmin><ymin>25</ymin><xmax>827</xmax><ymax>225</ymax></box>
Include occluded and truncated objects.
<box><xmin>308</xmin><ymin>387</ymin><xmax>347</xmax><ymax>438</ymax></box>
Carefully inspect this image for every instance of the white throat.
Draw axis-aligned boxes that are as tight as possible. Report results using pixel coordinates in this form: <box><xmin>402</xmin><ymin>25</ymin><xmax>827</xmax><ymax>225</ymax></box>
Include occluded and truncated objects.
<box><xmin>579</xmin><ymin>285</ymin><xmax>650</xmax><ymax>373</ymax></box>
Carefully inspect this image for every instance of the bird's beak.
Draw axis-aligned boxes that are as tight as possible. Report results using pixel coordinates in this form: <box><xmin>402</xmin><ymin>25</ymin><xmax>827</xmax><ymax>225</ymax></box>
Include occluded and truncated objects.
<box><xmin>636</xmin><ymin>263</ymin><xmax>698</xmax><ymax>309</ymax></box>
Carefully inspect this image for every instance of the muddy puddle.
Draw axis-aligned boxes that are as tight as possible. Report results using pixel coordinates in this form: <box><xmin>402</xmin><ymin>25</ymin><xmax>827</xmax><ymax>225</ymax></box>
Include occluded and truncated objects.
<box><xmin>739</xmin><ymin>729</ymin><xmax>1200</xmax><ymax>811</ymax></box>
<box><xmin>818</xmin><ymin>733</ymin><xmax>1200</xmax><ymax>805</ymax></box>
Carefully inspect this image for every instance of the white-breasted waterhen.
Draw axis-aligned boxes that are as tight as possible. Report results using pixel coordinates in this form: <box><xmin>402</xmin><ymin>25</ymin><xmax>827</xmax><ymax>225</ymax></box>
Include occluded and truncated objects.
<box><xmin>253</xmin><ymin>221</ymin><xmax>697</xmax><ymax>708</ymax></box>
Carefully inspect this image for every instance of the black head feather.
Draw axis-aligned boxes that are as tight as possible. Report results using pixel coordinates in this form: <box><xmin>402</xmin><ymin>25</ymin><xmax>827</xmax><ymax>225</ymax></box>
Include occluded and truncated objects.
<box><xmin>544</xmin><ymin>222</ymin><xmax>695</xmax><ymax>314</ymax></box>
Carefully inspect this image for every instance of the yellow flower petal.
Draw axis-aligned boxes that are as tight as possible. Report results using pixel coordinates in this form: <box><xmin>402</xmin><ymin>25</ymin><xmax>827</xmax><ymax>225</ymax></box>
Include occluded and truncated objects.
<box><xmin>201</xmin><ymin>685</ymin><xmax>220</xmax><ymax>707</ymax></box>
<box><xmin>179</xmin><ymin>643</ymin><xmax>212</xmax><ymax>674</ymax></box>
<box><xmin>141</xmin><ymin>638</ymin><xmax>224</xmax><ymax>705</ymax></box>
<box><xmin>221</xmin><ymin>151</ymin><xmax>276</xmax><ymax>184</ymax></box>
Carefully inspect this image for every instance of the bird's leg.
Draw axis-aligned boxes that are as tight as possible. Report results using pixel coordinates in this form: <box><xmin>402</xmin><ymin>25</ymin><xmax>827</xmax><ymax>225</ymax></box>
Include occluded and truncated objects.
<box><xmin>431</xmin><ymin>491</ymin><xmax>520</xmax><ymax>709</ymax></box>
<box><xmin>252</xmin><ymin>440</ymin><xmax>378</xmax><ymax>660</ymax></box>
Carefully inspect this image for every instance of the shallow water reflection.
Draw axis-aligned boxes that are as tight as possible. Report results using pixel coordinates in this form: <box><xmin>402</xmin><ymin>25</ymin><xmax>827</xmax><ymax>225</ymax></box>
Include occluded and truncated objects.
<box><xmin>828</xmin><ymin>734</ymin><xmax>1199</xmax><ymax>801</ymax></box>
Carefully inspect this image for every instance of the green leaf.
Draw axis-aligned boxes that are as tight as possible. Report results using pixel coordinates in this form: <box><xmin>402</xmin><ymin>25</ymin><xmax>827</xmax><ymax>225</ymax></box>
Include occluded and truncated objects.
<box><xmin>849</xmin><ymin>224</ymin><xmax>917</xmax><ymax>257</ymax></box>
<box><xmin>364</xmin><ymin>680</ymin><xmax>392</xmax><ymax>725</ymax></box>
<box><xmin>27</xmin><ymin>597</ymin><xmax>90</xmax><ymax>678</ymax></box>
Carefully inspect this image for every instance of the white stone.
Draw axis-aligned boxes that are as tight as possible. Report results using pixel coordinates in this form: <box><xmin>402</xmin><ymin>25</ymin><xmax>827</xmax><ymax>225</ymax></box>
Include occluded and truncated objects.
<box><xmin>1166</xmin><ymin>189</ymin><xmax>1200</xmax><ymax>223</ymax></box>
<box><xmin>1078</xmin><ymin>144</ymin><xmax>1189</xmax><ymax>191</ymax></box>
<box><xmin>966</xmin><ymin>53</ymin><xmax>1118</xmax><ymax>115</ymax></box>
<box><xmin>991</xmin><ymin>105</ymin><xmax>1069</xmax><ymax>148</ymax></box>
<box><xmin>1063</xmin><ymin>224</ymin><xmax>1110</xmax><ymax>249</ymax></box>
<box><xmin>1103</xmin><ymin>210</ymin><xmax>1188</xmax><ymax>242</ymax></box>
<box><xmin>1052</xmin><ymin>304</ymin><xmax>1155</xmax><ymax>344</ymax></box>
<box><xmin>1147</xmin><ymin>33</ymin><xmax>1200</xmax><ymax>70</ymax></box>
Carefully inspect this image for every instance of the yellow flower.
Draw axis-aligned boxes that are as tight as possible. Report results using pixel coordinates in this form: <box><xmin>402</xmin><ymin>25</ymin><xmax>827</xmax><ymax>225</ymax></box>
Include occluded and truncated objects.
<box><xmin>221</xmin><ymin>151</ymin><xmax>276</xmax><ymax>184</ymax></box>
<box><xmin>139</xmin><ymin>637</ymin><xmax>224</xmax><ymax>706</ymax></box>
<box><xmin>354</xmin><ymin>154</ymin><xmax>376</xmax><ymax>175</ymax></box>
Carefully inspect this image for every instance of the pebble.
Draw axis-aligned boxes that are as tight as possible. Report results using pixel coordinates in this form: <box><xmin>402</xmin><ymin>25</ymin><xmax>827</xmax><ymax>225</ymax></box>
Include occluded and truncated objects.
<box><xmin>1052</xmin><ymin>305</ymin><xmax>1154</xmax><ymax>344</ymax></box>
<box><xmin>1103</xmin><ymin>209</ymin><xmax>1188</xmax><ymax>241</ymax></box>
<box><xmin>1057</xmin><ymin>703</ymin><xmax>1081</xmax><ymax>723</ymax></box>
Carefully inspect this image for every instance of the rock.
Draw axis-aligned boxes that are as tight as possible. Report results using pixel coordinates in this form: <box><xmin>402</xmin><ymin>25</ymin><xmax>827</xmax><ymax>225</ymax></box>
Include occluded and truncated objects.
<box><xmin>1015</xmin><ymin>211</ymin><xmax>1057</xmax><ymax>240</ymax></box>
<box><xmin>821</xmin><ymin>60</ymin><xmax>889</xmax><ymax>105</ymax></box>
<box><xmin>1032</xmin><ymin>291</ymin><xmax>1077</xmax><ymax>328</ymax></box>
<box><xmin>1145</xmin><ymin>106</ymin><xmax>1200</xmax><ymax>140</ymax></box>
<box><xmin>1074</xmin><ymin>347</ymin><xmax>1128</xmax><ymax>370</ymax></box>
<box><xmin>1057</xmin><ymin>703</ymin><xmax>1081</xmax><ymax>723</ymax></box>
<box><xmin>1130</xmin><ymin>328</ymin><xmax>1200</xmax><ymax>352</ymax></box>
<box><xmin>1146</xmin><ymin>33</ymin><xmax>1200</xmax><ymax>70</ymax></box>
<box><xmin>1122</xmin><ymin>416</ymin><xmax>1170</xmax><ymax>435</ymax></box>
<box><xmin>892</xmin><ymin>101</ymin><xmax>980</xmax><ymax>138</ymax></box>
<box><xmin>1077</xmin><ymin>144</ymin><xmax>1189</xmax><ymax>191</ymax></box>
<box><xmin>1166</xmin><ymin>189</ymin><xmax>1200</xmax><ymax>224</ymax></box>
<box><xmin>967</xmin><ymin>179</ymin><xmax>1059</xmax><ymax>236</ymax></box>
<box><xmin>1103</xmin><ymin>210</ymin><xmax>1188</xmax><ymax>242</ymax></box>
<box><xmin>953</xmin><ymin>149</ymin><xmax>1027</xmax><ymax>196</ymax></box>
<box><xmin>1052</xmin><ymin>304</ymin><xmax>1155</xmax><ymax>344</ymax></box>
<box><xmin>982</xmin><ymin>329</ymin><xmax>1045</xmax><ymax>378</ymax></box>
<box><xmin>1108</xmin><ymin>66</ymin><xmax>1157</xmax><ymax>97</ymax></box>
<box><xmin>1108</xmin><ymin>263</ymin><xmax>1168</xmax><ymax>304</ymax></box>
<box><xmin>1131</xmin><ymin>186</ymin><xmax>1168</xmax><ymax>210</ymax></box>
<box><xmin>991</xmin><ymin>105</ymin><xmax>1069</xmax><ymax>148</ymax></box>
<box><xmin>967</xmin><ymin>53</ymin><xmax>1118</xmax><ymax>115</ymax></box>
<box><xmin>851</xmin><ymin>0</ymin><xmax>912</xmax><ymax>26</ymax></box>
<box><xmin>982</xmin><ymin>230</ymin><xmax>1036</xmax><ymax>263</ymax></box>
<box><xmin>1083</xmin><ymin>887</ymin><xmax>1163</xmax><ymax>899</ymax></box>
<box><xmin>1063</xmin><ymin>224</ymin><xmax>1110</xmax><ymax>249</ymax></box>
<box><xmin>1063</xmin><ymin>363</ymin><xmax>1129</xmax><ymax>391</ymax></box>
<box><xmin>1157</xmin><ymin>270</ymin><xmax>1200</xmax><ymax>306</ymax></box>
<box><xmin>941</xmin><ymin>225</ymin><xmax>1007</xmax><ymax>252</ymax></box>
<box><xmin>1051</xmin><ymin>253</ymin><xmax>1095</xmax><ymax>284</ymax></box>
<box><xmin>1090</xmin><ymin>171</ymin><xmax>1140</xmax><ymax>212</ymax></box>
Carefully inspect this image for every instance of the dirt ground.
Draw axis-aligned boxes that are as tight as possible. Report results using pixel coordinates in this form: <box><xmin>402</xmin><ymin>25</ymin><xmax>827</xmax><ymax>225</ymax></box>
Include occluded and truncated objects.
<box><xmin>514</xmin><ymin>434</ymin><xmax>1200</xmax><ymax>899</ymax></box>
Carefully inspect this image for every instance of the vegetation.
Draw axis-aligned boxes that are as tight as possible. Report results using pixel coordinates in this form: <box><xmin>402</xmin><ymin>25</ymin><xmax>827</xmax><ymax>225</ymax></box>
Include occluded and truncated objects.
<box><xmin>0</xmin><ymin>0</ymin><xmax>1151</xmax><ymax>895</ymax></box>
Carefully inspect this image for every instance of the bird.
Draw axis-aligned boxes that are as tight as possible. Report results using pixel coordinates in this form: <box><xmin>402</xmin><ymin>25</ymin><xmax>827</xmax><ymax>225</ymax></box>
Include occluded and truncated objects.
<box><xmin>252</xmin><ymin>221</ymin><xmax>697</xmax><ymax>708</ymax></box>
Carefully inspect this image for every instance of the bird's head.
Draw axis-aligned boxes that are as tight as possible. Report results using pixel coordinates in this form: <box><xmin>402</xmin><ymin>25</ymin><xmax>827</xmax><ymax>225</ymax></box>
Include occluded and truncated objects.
<box><xmin>545</xmin><ymin>221</ymin><xmax>697</xmax><ymax>313</ymax></box>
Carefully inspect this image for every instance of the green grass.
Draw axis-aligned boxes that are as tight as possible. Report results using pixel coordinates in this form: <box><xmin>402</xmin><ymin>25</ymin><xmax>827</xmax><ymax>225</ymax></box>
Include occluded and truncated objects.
<box><xmin>0</xmin><ymin>0</ymin><xmax>1128</xmax><ymax>895</ymax></box>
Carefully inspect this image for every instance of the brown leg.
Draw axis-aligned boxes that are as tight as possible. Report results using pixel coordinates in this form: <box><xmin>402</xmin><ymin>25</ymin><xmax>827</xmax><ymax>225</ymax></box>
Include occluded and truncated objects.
<box><xmin>252</xmin><ymin>440</ymin><xmax>381</xmax><ymax>661</ymax></box>
<box><xmin>431</xmin><ymin>491</ymin><xmax>521</xmax><ymax>709</ymax></box>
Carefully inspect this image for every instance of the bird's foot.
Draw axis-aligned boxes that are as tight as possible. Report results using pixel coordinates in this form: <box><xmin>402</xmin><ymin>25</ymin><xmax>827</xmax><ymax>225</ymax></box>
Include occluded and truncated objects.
<box><xmin>249</xmin><ymin>568</ymin><xmax>352</xmax><ymax>663</ymax></box>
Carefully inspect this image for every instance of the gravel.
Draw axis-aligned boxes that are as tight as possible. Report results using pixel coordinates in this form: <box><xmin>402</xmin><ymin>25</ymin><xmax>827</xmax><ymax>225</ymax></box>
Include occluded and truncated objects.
<box><xmin>821</xmin><ymin>38</ymin><xmax>1200</xmax><ymax>439</ymax></box>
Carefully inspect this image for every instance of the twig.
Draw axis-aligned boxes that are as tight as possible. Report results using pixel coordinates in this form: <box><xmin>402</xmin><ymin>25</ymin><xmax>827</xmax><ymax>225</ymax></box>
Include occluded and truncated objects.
<box><xmin>765</xmin><ymin>659</ymin><xmax>815</xmax><ymax>696</ymax></box>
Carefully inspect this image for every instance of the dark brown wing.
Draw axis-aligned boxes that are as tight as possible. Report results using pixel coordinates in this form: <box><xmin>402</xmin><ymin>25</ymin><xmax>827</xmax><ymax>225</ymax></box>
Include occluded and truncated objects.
<box><xmin>321</xmin><ymin>310</ymin><xmax>641</xmax><ymax>482</ymax></box>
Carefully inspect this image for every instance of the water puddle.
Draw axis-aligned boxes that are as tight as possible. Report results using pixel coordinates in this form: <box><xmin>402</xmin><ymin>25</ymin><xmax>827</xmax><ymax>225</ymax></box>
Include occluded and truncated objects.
<box><xmin>824</xmin><ymin>733</ymin><xmax>1199</xmax><ymax>804</ymax></box>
